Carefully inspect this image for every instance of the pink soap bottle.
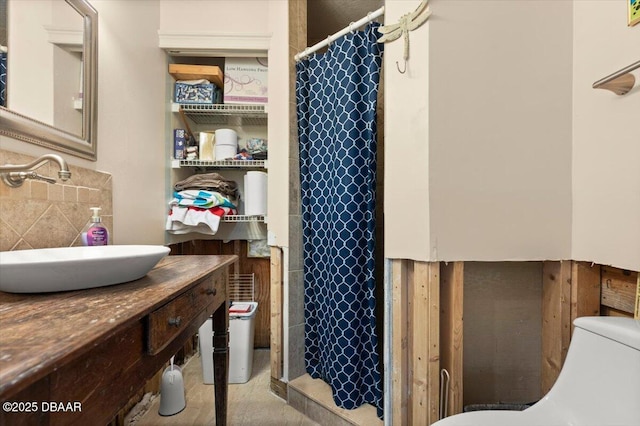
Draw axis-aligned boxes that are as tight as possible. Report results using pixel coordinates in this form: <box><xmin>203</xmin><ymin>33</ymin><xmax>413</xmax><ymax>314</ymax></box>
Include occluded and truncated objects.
<box><xmin>81</xmin><ymin>207</ymin><xmax>109</xmax><ymax>246</ymax></box>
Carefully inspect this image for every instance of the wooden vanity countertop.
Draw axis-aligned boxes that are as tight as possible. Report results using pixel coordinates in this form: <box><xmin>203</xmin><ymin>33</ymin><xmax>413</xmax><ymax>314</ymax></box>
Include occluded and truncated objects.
<box><xmin>0</xmin><ymin>254</ymin><xmax>237</xmax><ymax>400</ymax></box>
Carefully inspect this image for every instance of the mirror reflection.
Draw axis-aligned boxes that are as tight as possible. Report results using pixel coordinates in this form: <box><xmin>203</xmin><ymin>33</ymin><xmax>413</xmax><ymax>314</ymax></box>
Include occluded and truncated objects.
<box><xmin>4</xmin><ymin>0</ymin><xmax>84</xmax><ymax>137</ymax></box>
<box><xmin>0</xmin><ymin>0</ymin><xmax>97</xmax><ymax>161</ymax></box>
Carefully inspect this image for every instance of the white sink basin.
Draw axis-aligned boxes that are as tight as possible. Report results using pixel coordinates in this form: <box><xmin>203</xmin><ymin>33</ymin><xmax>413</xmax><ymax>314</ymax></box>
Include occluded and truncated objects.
<box><xmin>0</xmin><ymin>245</ymin><xmax>170</xmax><ymax>293</ymax></box>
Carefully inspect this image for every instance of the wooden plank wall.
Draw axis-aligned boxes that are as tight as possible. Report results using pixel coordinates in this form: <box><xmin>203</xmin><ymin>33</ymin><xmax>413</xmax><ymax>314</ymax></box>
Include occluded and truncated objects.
<box><xmin>570</xmin><ymin>262</ymin><xmax>601</xmax><ymax>334</ymax></box>
<box><xmin>269</xmin><ymin>246</ymin><xmax>287</xmax><ymax>399</ymax></box>
<box><xmin>541</xmin><ymin>261</ymin><xmax>602</xmax><ymax>394</ymax></box>
<box><xmin>391</xmin><ymin>260</ymin><xmax>409</xmax><ymax>424</ymax></box>
<box><xmin>541</xmin><ymin>261</ymin><xmax>572</xmax><ymax>394</ymax></box>
<box><xmin>168</xmin><ymin>240</ymin><xmax>271</xmax><ymax>348</ymax></box>
<box><xmin>637</xmin><ymin>274</ymin><xmax>640</xmax><ymax>319</ymax></box>
<box><xmin>600</xmin><ymin>266</ymin><xmax>638</xmax><ymax>318</ymax></box>
<box><xmin>439</xmin><ymin>262</ymin><xmax>464</xmax><ymax>416</ymax></box>
<box><xmin>392</xmin><ymin>260</ymin><xmax>440</xmax><ymax>425</ymax></box>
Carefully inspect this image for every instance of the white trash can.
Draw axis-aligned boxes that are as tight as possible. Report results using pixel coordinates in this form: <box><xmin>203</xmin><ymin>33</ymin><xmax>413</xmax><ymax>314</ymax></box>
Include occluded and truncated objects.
<box><xmin>199</xmin><ymin>302</ymin><xmax>258</xmax><ymax>384</ymax></box>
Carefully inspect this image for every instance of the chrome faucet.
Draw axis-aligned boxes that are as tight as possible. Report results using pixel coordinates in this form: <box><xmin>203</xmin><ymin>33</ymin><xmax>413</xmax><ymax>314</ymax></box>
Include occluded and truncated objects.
<box><xmin>0</xmin><ymin>154</ymin><xmax>72</xmax><ymax>187</ymax></box>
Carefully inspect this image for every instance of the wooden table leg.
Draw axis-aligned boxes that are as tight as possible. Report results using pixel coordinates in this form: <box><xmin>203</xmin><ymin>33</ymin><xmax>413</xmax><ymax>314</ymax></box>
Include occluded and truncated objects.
<box><xmin>212</xmin><ymin>301</ymin><xmax>229</xmax><ymax>425</ymax></box>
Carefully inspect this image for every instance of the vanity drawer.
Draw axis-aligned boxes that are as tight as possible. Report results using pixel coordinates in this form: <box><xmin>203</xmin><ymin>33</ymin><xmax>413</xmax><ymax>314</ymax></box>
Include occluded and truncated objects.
<box><xmin>147</xmin><ymin>271</ymin><xmax>226</xmax><ymax>355</ymax></box>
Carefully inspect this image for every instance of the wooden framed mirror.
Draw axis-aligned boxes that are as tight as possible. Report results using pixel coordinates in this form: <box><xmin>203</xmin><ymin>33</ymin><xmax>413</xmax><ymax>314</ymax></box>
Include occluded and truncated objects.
<box><xmin>0</xmin><ymin>0</ymin><xmax>98</xmax><ymax>161</ymax></box>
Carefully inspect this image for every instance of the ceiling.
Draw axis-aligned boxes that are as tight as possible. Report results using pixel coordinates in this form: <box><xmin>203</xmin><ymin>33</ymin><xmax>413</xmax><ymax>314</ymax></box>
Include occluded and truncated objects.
<box><xmin>307</xmin><ymin>0</ymin><xmax>384</xmax><ymax>46</ymax></box>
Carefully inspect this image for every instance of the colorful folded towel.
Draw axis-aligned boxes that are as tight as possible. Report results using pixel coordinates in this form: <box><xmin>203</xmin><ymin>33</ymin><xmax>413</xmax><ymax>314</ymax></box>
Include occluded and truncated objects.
<box><xmin>171</xmin><ymin>190</ymin><xmax>236</xmax><ymax>209</ymax></box>
<box><xmin>165</xmin><ymin>205</ymin><xmax>237</xmax><ymax>235</ymax></box>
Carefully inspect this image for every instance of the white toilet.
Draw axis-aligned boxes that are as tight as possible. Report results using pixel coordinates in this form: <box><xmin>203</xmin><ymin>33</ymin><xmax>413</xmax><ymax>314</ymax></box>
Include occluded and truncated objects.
<box><xmin>433</xmin><ymin>316</ymin><xmax>640</xmax><ymax>426</ymax></box>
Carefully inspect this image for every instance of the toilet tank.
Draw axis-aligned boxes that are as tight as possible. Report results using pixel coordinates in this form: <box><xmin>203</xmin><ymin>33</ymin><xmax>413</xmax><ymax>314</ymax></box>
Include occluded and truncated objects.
<box><xmin>574</xmin><ymin>316</ymin><xmax>640</xmax><ymax>352</ymax></box>
<box><xmin>538</xmin><ymin>316</ymin><xmax>640</xmax><ymax>424</ymax></box>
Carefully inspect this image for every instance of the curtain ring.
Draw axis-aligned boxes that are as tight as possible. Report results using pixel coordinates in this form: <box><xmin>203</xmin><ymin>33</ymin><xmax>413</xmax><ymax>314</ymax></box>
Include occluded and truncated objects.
<box><xmin>326</xmin><ymin>35</ymin><xmax>332</xmax><ymax>46</ymax></box>
<box><xmin>349</xmin><ymin>22</ymin><xmax>356</xmax><ymax>33</ymax></box>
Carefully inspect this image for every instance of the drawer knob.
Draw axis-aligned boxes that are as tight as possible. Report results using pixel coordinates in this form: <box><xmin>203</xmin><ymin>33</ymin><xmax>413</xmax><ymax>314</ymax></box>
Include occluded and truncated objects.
<box><xmin>206</xmin><ymin>288</ymin><xmax>216</xmax><ymax>296</ymax></box>
<box><xmin>168</xmin><ymin>316</ymin><xmax>182</xmax><ymax>327</ymax></box>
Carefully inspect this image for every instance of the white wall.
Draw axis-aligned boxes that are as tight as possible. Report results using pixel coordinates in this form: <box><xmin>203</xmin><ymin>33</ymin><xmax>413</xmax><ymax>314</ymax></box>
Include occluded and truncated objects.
<box><xmin>92</xmin><ymin>0</ymin><xmax>166</xmax><ymax>245</ymax></box>
<box><xmin>159</xmin><ymin>1</ymin><xmax>267</xmax><ymax>33</ymax></box>
<box><xmin>385</xmin><ymin>0</ymin><xmax>574</xmax><ymax>262</ymax></box>
<box><xmin>266</xmin><ymin>0</ymin><xmax>290</xmax><ymax>248</ymax></box>
<box><xmin>572</xmin><ymin>1</ymin><xmax>640</xmax><ymax>271</ymax></box>
<box><xmin>384</xmin><ymin>0</ymin><xmax>639</xmax><ymax>270</ymax></box>
<box><xmin>428</xmin><ymin>0</ymin><xmax>573</xmax><ymax>262</ymax></box>
<box><xmin>383</xmin><ymin>0</ymin><xmax>431</xmax><ymax>260</ymax></box>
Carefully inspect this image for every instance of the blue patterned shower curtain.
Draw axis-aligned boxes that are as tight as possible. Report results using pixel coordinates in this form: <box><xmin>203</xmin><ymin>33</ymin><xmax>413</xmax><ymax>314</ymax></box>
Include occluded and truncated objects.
<box><xmin>296</xmin><ymin>23</ymin><xmax>383</xmax><ymax>416</ymax></box>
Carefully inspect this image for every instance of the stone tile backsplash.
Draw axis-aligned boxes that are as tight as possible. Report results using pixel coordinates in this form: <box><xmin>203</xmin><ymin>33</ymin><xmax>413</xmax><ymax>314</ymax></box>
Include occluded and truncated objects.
<box><xmin>0</xmin><ymin>149</ymin><xmax>113</xmax><ymax>251</ymax></box>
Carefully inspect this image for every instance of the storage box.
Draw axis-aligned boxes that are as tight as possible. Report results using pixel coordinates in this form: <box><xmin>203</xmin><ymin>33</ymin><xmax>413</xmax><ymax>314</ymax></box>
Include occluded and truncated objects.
<box><xmin>174</xmin><ymin>82</ymin><xmax>216</xmax><ymax>104</ymax></box>
<box><xmin>199</xmin><ymin>302</ymin><xmax>258</xmax><ymax>384</ymax></box>
<box><xmin>173</xmin><ymin>129</ymin><xmax>186</xmax><ymax>160</ymax></box>
<box><xmin>169</xmin><ymin>64</ymin><xmax>223</xmax><ymax>88</ymax></box>
<box><xmin>224</xmin><ymin>57</ymin><xmax>268</xmax><ymax>104</ymax></box>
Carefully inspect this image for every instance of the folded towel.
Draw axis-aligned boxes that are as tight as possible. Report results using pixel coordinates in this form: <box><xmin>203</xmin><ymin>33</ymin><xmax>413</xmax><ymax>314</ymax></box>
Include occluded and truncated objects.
<box><xmin>171</xmin><ymin>190</ymin><xmax>236</xmax><ymax>209</ymax></box>
<box><xmin>166</xmin><ymin>205</ymin><xmax>237</xmax><ymax>235</ymax></box>
<box><xmin>174</xmin><ymin>173</ymin><xmax>239</xmax><ymax>202</ymax></box>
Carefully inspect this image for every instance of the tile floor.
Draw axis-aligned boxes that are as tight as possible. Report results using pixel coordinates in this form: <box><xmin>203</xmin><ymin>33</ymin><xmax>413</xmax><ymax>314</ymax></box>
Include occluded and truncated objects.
<box><xmin>288</xmin><ymin>375</ymin><xmax>381</xmax><ymax>426</ymax></box>
<box><xmin>133</xmin><ymin>349</ymin><xmax>318</xmax><ymax>426</ymax></box>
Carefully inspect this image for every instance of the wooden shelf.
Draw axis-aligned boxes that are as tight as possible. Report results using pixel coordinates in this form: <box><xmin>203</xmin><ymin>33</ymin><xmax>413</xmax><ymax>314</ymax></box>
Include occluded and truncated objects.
<box><xmin>169</xmin><ymin>64</ymin><xmax>223</xmax><ymax>88</ymax></box>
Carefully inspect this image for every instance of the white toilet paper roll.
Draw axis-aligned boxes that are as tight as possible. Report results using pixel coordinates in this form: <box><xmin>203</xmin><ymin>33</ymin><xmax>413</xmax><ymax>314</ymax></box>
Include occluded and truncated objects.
<box><xmin>244</xmin><ymin>171</ymin><xmax>267</xmax><ymax>216</ymax></box>
<box><xmin>214</xmin><ymin>129</ymin><xmax>238</xmax><ymax>146</ymax></box>
<box><xmin>214</xmin><ymin>144</ymin><xmax>237</xmax><ymax>160</ymax></box>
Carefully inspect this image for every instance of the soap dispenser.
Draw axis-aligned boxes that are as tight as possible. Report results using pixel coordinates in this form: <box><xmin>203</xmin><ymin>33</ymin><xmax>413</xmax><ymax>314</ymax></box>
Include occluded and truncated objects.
<box><xmin>81</xmin><ymin>207</ymin><xmax>109</xmax><ymax>246</ymax></box>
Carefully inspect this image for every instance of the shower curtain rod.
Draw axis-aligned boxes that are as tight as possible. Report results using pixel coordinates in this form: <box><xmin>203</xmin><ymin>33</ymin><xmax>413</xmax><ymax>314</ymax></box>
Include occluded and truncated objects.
<box><xmin>294</xmin><ymin>6</ymin><xmax>385</xmax><ymax>62</ymax></box>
